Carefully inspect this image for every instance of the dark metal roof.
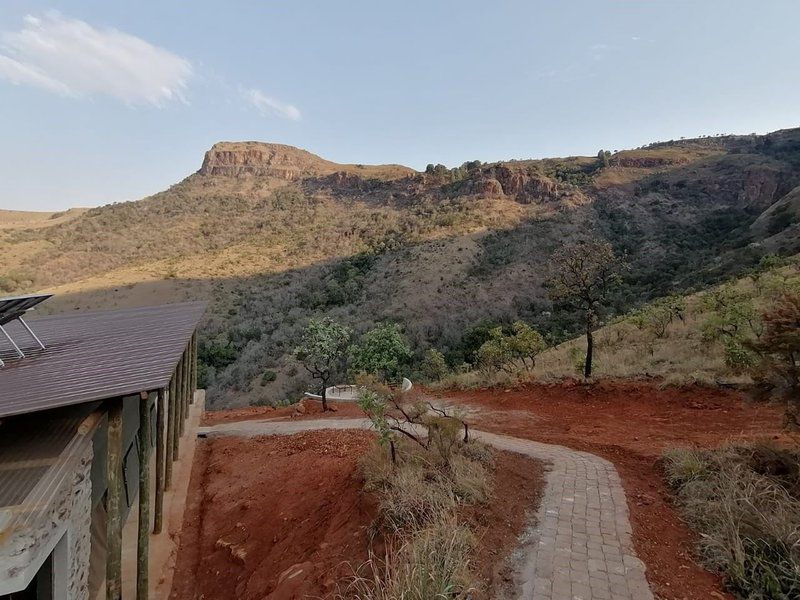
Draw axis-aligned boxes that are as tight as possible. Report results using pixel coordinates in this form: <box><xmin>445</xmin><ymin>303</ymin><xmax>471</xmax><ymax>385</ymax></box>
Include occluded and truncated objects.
<box><xmin>0</xmin><ymin>302</ymin><xmax>206</xmax><ymax>418</ymax></box>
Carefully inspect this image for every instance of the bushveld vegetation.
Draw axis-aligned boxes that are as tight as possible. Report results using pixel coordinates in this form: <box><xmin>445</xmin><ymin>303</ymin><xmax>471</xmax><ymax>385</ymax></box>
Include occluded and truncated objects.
<box><xmin>437</xmin><ymin>255</ymin><xmax>800</xmax><ymax>392</ymax></box>
<box><xmin>3</xmin><ymin>129</ymin><xmax>800</xmax><ymax>408</ymax></box>
<box><xmin>664</xmin><ymin>443</ymin><xmax>800</xmax><ymax>599</ymax></box>
<box><xmin>336</xmin><ymin>381</ymin><xmax>491</xmax><ymax>599</ymax></box>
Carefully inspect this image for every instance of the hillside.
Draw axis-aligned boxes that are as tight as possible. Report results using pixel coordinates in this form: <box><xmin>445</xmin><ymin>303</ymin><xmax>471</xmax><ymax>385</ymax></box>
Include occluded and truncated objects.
<box><xmin>438</xmin><ymin>254</ymin><xmax>800</xmax><ymax>389</ymax></box>
<box><xmin>2</xmin><ymin>130</ymin><xmax>800</xmax><ymax>408</ymax></box>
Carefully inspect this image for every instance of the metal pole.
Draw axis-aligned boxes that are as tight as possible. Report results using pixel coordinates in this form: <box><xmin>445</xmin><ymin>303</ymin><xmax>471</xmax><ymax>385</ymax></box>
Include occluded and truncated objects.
<box><xmin>17</xmin><ymin>316</ymin><xmax>46</xmax><ymax>350</ymax></box>
<box><xmin>0</xmin><ymin>324</ymin><xmax>25</xmax><ymax>358</ymax></box>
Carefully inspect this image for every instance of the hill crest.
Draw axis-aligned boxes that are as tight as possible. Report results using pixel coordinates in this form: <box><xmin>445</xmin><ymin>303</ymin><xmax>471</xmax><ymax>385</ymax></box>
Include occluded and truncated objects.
<box><xmin>199</xmin><ymin>141</ymin><xmax>416</xmax><ymax>181</ymax></box>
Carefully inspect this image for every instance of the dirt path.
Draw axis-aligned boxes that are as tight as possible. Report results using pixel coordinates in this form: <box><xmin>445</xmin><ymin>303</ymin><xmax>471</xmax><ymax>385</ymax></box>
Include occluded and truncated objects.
<box><xmin>202</xmin><ymin>418</ymin><xmax>655</xmax><ymax>600</ymax></box>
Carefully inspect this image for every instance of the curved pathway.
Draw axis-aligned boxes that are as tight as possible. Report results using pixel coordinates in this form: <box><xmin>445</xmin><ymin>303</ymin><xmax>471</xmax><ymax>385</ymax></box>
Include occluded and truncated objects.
<box><xmin>199</xmin><ymin>418</ymin><xmax>654</xmax><ymax>600</ymax></box>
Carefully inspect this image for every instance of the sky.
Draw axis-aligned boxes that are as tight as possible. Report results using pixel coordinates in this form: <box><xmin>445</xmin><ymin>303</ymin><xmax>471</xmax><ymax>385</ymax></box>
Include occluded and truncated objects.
<box><xmin>1</xmin><ymin>1</ymin><xmax>799</xmax><ymax>211</ymax></box>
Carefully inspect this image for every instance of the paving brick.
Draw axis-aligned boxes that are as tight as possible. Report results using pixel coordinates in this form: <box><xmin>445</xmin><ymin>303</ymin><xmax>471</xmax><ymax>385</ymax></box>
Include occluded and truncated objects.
<box><xmin>202</xmin><ymin>417</ymin><xmax>656</xmax><ymax>600</ymax></box>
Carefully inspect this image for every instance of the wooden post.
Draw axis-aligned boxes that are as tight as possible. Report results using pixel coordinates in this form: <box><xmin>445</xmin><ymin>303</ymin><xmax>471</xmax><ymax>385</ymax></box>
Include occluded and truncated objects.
<box><xmin>190</xmin><ymin>332</ymin><xmax>197</xmax><ymax>403</ymax></box>
<box><xmin>183</xmin><ymin>345</ymin><xmax>191</xmax><ymax>417</ymax></box>
<box><xmin>106</xmin><ymin>400</ymin><xmax>123</xmax><ymax>600</ymax></box>
<box><xmin>154</xmin><ymin>387</ymin><xmax>166</xmax><ymax>534</ymax></box>
<box><xmin>167</xmin><ymin>373</ymin><xmax>178</xmax><ymax>480</ymax></box>
<box><xmin>137</xmin><ymin>391</ymin><xmax>151</xmax><ymax>600</ymax></box>
<box><xmin>176</xmin><ymin>354</ymin><xmax>185</xmax><ymax>438</ymax></box>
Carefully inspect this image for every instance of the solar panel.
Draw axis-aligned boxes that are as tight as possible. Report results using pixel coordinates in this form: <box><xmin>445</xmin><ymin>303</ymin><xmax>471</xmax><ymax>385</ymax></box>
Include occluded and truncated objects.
<box><xmin>0</xmin><ymin>293</ymin><xmax>52</xmax><ymax>366</ymax></box>
<box><xmin>0</xmin><ymin>294</ymin><xmax>52</xmax><ymax>326</ymax></box>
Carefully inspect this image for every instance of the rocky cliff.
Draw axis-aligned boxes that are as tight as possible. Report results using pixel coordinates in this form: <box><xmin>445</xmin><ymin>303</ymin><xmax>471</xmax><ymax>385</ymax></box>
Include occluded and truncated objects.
<box><xmin>199</xmin><ymin>142</ymin><xmax>340</xmax><ymax>179</ymax></box>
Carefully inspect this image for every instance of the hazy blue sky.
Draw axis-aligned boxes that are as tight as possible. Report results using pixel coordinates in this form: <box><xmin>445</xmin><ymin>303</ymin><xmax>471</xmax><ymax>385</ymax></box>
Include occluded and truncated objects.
<box><xmin>1</xmin><ymin>1</ymin><xmax>798</xmax><ymax>210</ymax></box>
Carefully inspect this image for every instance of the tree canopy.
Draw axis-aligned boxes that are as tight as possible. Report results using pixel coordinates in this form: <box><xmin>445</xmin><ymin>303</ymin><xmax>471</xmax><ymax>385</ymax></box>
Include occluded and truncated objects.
<box><xmin>350</xmin><ymin>323</ymin><xmax>412</xmax><ymax>382</ymax></box>
<box><xmin>476</xmin><ymin>321</ymin><xmax>546</xmax><ymax>374</ymax></box>
<box><xmin>293</xmin><ymin>317</ymin><xmax>352</xmax><ymax>410</ymax></box>
<box><xmin>548</xmin><ymin>238</ymin><xmax>624</xmax><ymax>377</ymax></box>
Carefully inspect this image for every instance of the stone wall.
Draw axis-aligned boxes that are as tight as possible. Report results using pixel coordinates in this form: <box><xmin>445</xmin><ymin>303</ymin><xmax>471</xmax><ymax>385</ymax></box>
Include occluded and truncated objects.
<box><xmin>67</xmin><ymin>444</ymin><xmax>93</xmax><ymax>600</ymax></box>
<box><xmin>0</xmin><ymin>439</ymin><xmax>93</xmax><ymax>598</ymax></box>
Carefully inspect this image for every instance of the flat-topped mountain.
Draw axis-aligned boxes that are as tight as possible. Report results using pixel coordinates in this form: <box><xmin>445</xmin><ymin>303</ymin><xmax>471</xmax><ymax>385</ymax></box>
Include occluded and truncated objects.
<box><xmin>199</xmin><ymin>141</ymin><xmax>416</xmax><ymax>181</ymax></box>
<box><xmin>2</xmin><ymin>128</ymin><xmax>799</xmax><ymax>407</ymax></box>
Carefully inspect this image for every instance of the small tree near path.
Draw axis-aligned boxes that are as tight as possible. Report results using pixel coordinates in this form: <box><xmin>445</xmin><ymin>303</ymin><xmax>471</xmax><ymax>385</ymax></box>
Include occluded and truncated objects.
<box><xmin>547</xmin><ymin>238</ymin><xmax>624</xmax><ymax>378</ymax></box>
<box><xmin>294</xmin><ymin>317</ymin><xmax>352</xmax><ymax>411</ymax></box>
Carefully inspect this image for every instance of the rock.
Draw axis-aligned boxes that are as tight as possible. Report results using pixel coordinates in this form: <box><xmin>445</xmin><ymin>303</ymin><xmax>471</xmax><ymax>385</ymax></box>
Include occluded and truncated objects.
<box><xmin>199</xmin><ymin>142</ymin><xmax>338</xmax><ymax>178</ymax></box>
<box><xmin>277</xmin><ymin>561</ymin><xmax>312</xmax><ymax>585</ymax></box>
<box><xmin>739</xmin><ymin>165</ymin><xmax>779</xmax><ymax>210</ymax></box>
<box><xmin>215</xmin><ymin>538</ymin><xmax>247</xmax><ymax>565</ymax></box>
<box><xmin>468</xmin><ymin>165</ymin><xmax>559</xmax><ymax>204</ymax></box>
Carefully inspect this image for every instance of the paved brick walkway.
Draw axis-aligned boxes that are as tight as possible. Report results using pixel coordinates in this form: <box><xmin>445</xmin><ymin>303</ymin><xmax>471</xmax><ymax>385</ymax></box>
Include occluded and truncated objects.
<box><xmin>200</xmin><ymin>418</ymin><xmax>654</xmax><ymax>600</ymax></box>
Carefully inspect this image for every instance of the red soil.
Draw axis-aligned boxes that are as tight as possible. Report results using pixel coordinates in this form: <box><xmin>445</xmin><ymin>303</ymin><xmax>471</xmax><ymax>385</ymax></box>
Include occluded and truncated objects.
<box><xmin>171</xmin><ymin>428</ymin><xmax>544</xmax><ymax>600</ymax></box>
<box><xmin>203</xmin><ymin>398</ymin><xmax>363</xmax><ymax>426</ymax></box>
<box><xmin>467</xmin><ymin>451</ymin><xmax>545</xmax><ymax>598</ymax></box>
<box><xmin>432</xmin><ymin>380</ymin><xmax>789</xmax><ymax>600</ymax></box>
<box><xmin>170</xmin><ymin>430</ymin><xmax>378</xmax><ymax>600</ymax></box>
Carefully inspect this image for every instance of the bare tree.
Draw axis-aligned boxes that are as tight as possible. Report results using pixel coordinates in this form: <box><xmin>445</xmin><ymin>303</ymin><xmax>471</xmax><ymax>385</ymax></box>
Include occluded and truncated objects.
<box><xmin>547</xmin><ymin>238</ymin><xmax>624</xmax><ymax>378</ymax></box>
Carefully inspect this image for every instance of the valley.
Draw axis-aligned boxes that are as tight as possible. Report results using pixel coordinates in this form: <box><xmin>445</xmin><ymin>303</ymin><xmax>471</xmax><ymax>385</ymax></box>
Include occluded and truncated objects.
<box><xmin>3</xmin><ymin>129</ymin><xmax>799</xmax><ymax>408</ymax></box>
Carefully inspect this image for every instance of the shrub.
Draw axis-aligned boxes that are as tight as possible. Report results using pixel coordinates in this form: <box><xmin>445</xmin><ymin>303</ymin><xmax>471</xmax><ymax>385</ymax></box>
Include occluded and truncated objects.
<box><xmin>630</xmin><ymin>295</ymin><xmax>686</xmax><ymax>338</ymax></box>
<box><xmin>475</xmin><ymin>321</ymin><xmax>546</xmax><ymax>374</ymax></box>
<box><xmin>747</xmin><ymin>291</ymin><xmax>800</xmax><ymax>431</ymax></box>
<box><xmin>421</xmin><ymin>348</ymin><xmax>449</xmax><ymax>382</ymax></box>
<box><xmin>568</xmin><ymin>346</ymin><xmax>586</xmax><ymax>375</ymax></box>
<box><xmin>722</xmin><ymin>338</ymin><xmax>756</xmax><ymax>372</ymax></box>
<box><xmin>260</xmin><ymin>370</ymin><xmax>277</xmax><ymax>385</ymax></box>
<box><xmin>663</xmin><ymin>443</ymin><xmax>800</xmax><ymax>599</ymax></box>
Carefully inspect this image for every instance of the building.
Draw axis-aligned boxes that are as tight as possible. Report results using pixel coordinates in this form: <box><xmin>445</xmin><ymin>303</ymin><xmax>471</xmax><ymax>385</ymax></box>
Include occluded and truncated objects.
<box><xmin>0</xmin><ymin>297</ymin><xmax>206</xmax><ymax>600</ymax></box>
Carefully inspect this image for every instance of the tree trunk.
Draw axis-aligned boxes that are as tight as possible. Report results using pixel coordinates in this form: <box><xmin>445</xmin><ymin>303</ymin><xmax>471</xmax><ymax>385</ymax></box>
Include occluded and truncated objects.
<box><xmin>321</xmin><ymin>385</ymin><xmax>328</xmax><ymax>411</ymax></box>
<box><xmin>584</xmin><ymin>320</ymin><xmax>594</xmax><ymax>379</ymax></box>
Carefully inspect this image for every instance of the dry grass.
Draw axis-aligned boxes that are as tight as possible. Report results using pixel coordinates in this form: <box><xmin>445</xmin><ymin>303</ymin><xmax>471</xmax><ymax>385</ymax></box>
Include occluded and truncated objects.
<box><xmin>361</xmin><ymin>437</ymin><xmax>492</xmax><ymax>533</ymax></box>
<box><xmin>336</xmin><ymin>518</ymin><xmax>476</xmax><ymax>600</ymax></box>
<box><xmin>663</xmin><ymin>442</ymin><xmax>800</xmax><ymax>598</ymax></box>
<box><xmin>345</xmin><ymin>435</ymin><xmax>493</xmax><ymax>598</ymax></box>
<box><xmin>438</xmin><ymin>258</ymin><xmax>800</xmax><ymax>390</ymax></box>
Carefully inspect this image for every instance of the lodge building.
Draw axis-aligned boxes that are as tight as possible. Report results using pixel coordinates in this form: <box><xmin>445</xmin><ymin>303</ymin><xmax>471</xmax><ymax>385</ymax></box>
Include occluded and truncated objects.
<box><xmin>0</xmin><ymin>296</ymin><xmax>206</xmax><ymax>599</ymax></box>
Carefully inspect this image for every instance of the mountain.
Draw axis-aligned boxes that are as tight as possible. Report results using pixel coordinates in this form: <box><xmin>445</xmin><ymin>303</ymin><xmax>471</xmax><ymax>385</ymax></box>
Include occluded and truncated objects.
<box><xmin>2</xmin><ymin>129</ymin><xmax>799</xmax><ymax>408</ymax></box>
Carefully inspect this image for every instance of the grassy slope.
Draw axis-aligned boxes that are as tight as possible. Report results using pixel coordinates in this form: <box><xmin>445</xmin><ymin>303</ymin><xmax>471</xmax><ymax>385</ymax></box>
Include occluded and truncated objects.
<box><xmin>441</xmin><ymin>256</ymin><xmax>800</xmax><ymax>389</ymax></box>
<box><xmin>2</xmin><ymin>131</ymin><xmax>800</xmax><ymax>408</ymax></box>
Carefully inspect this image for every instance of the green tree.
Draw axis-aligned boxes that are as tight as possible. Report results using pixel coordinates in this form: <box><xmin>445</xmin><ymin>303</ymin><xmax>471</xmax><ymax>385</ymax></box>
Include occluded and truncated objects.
<box><xmin>630</xmin><ymin>295</ymin><xmax>686</xmax><ymax>338</ymax></box>
<box><xmin>476</xmin><ymin>321</ymin><xmax>546</xmax><ymax>374</ymax></box>
<box><xmin>700</xmin><ymin>284</ymin><xmax>762</xmax><ymax>342</ymax></box>
<box><xmin>597</xmin><ymin>149</ymin><xmax>611</xmax><ymax>167</ymax></box>
<box><xmin>350</xmin><ymin>323</ymin><xmax>412</xmax><ymax>382</ymax></box>
<box><xmin>294</xmin><ymin>317</ymin><xmax>352</xmax><ymax>411</ymax></box>
<box><xmin>421</xmin><ymin>348</ymin><xmax>449</xmax><ymax>382</ymax></box>
<box><xmin>547</xmin><ymin>239</ymin><xmax>624</xmax><ymax>378</ymax></box>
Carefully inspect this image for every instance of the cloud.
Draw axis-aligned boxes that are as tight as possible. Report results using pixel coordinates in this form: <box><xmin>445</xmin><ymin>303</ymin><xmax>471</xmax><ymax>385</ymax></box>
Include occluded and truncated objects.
<box><xmin>0</xmin><ymin>12</ymin><xmax>191</xmax><ymax>106</ymax></box>
<box><xmin>243</xmin><ymin>88</ymin><xmax>301</xmax><ymax>121</ymax></box>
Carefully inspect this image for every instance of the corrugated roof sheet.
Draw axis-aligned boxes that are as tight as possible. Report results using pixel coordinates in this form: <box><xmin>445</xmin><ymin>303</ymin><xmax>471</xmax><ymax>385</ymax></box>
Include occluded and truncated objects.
<box><xmin>0</xmin><ymin>302</ymin><xmax>206</xmax><ymax>418</ymax></box>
